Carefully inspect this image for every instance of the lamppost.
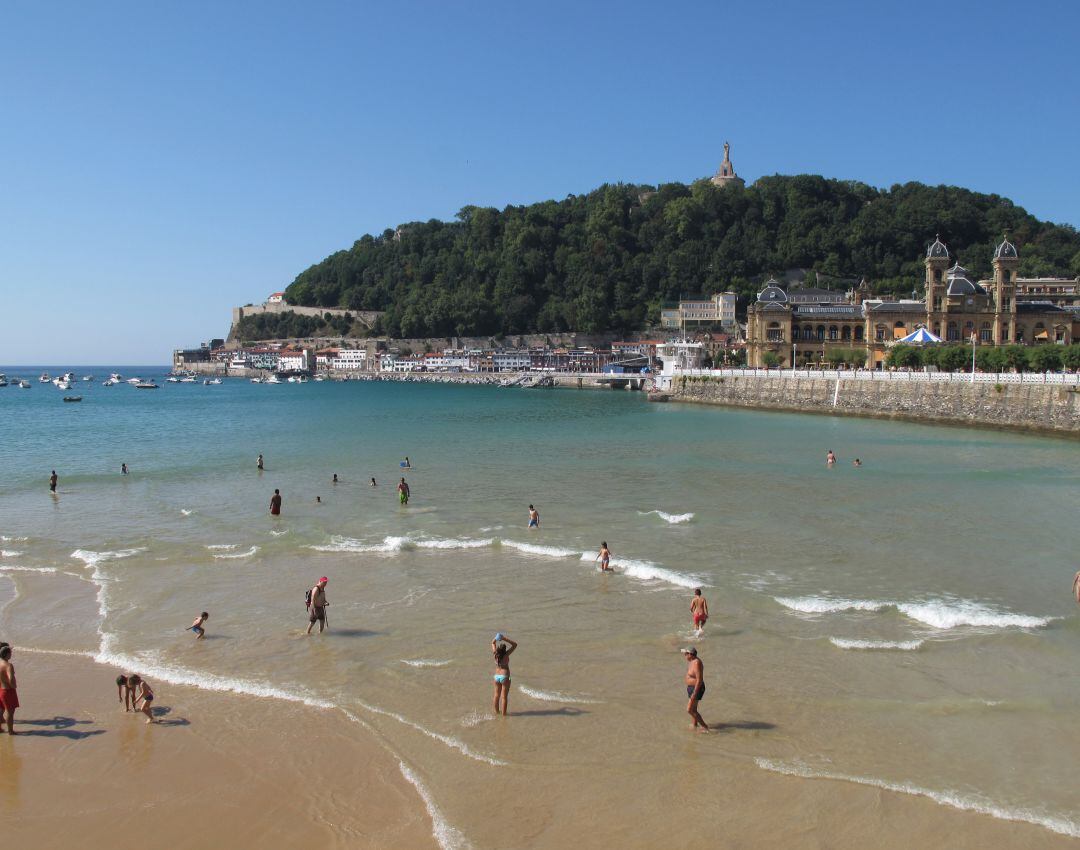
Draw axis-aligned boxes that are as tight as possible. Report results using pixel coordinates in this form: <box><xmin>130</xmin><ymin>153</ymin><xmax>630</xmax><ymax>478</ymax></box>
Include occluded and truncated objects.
<box><xmin>970</xmin><ymin>331</ymin><xmax>977</xmax><ymax>383</ymax></box>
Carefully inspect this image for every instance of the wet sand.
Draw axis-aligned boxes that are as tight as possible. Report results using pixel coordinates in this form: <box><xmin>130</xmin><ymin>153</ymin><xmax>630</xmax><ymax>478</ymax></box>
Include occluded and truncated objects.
<box><xmin>1</xmin><ymin>652</ymin><xmax>438</xmax><ymax>850</ymax></box>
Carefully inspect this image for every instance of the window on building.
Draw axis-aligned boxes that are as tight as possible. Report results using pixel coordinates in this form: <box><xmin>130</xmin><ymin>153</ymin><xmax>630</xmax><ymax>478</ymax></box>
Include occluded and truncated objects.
<box><xmin>841</xmin><ymin>326</ymin><xmax>851</xmax><ymax>341</ymax></box>
<box><xmin>934</xmin><ymin>269</ymin><xmax>942</xmax><ymax>283</ymax></box>
<box><xmin>1055</xmin><ymin>325</ymin><xmax>1067</xmax><ymax>343</ymax></box>
<box><xmin>854</xmin><ymin>327</ymin><xmax>864</xmax><ymax>342</ymax></box>
<box><xmin>947</xmin><ymin>322</ymin><xmax>959</xmax><ymax>341</ymax></box>
<box><xmin>766</xmin><ymin>322</ymin><xmax>783</xmax><ymax>342</ymax></box>
<box><xmin>980</xmin><ymin>322</ymin><xmax>991</xmax><ymax>343</ymax></box>
<box><xmin>875</xmin><ymin>324</ymin><xmax>886</xmax><ymax>342</ymax></box>
<box><xmin>1015</xmin><ymin>326</ymin><xmax>1026</xmax><ymax>343</ymax></box>
<box><xmin>817</xmin><ymin>325</ymin><xmax>825</xmax><ymax>341</ymax></box>
<box><xmin>828</xmin><ymin>326</ymin><xmax>838</xmax><ymax>341</ymax></box>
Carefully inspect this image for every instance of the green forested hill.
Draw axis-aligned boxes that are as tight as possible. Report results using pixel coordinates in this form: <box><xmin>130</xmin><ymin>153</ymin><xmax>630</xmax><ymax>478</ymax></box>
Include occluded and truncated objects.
<box><xmin>284</xmin><ymin>176</ymin><xmax>1080</xmax><ymax>338</ymax></box>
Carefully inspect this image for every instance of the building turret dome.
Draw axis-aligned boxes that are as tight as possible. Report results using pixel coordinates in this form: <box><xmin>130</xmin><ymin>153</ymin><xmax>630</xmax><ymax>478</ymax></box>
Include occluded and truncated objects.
<box><xmin>945</xmin><ymin>264</ymin><xmax>987</xmax><ymax>296</ymax></box>
<box><xmin>926</xmin><ymin>235</ymin><xmax>949</xmax><ymax>259</ymax></box>
<box><xmin>994</xmin><ymin>234</ymin><xmax>1018</xmax><ymax>259</ymax></box>
<box><xmin>757</xmin><ymin>279</ymin><xmax>788</xmax><ymax>303</ymax></box>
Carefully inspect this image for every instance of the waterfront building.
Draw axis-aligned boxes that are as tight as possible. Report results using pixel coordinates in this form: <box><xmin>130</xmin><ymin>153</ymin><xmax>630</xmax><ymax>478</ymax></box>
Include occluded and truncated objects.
<box><xmin>660</xmin><ymin>292</ymin><xmax>738</xmax><ymax>332</ymax></box>
<box><xmin>746</xmin><ymin>236</ymin><xmax>1075</xmax><ymax>367</ymax></box>
<box><xmin>332</xmin><ymin>349</ymin><xmax>367</xmax><ymax>371</ymax></box>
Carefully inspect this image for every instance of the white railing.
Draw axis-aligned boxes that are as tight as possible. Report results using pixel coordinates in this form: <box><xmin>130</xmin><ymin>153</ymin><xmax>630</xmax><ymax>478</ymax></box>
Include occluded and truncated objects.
<box><xmin>669</xmin><ymin>368</ymin><xmax>1080</xmax><ymax>385</ymax></box>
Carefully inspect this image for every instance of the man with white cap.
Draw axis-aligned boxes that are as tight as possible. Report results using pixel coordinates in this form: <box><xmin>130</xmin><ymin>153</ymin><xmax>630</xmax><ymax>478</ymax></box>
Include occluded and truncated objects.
<box><xmin>681</xmin><ymin>647</ymin><xmax>708</xmax><ymax>731</ymax></box>
<box><xmin>306</xmin><ymin>577</ymin><xmax>329</xmax><ymax>634</ymax></box>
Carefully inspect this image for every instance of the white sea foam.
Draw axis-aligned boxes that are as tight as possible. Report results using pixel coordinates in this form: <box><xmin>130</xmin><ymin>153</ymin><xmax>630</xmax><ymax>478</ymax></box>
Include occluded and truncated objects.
<box><xmin>754</xmin><ymin>758</ymin><xmax>1080</xmax><ymax>838</ymax></box>
<box><xmin>206</xmin><ymin>544</ymin><xmax>237</xmax><ymax>551</ymax></box>
<box><xmin>269</xmin><ymin>529</ymin><xmax>289</xmax><ymax>537</ymax></box>
<box><xmin>212</xmin><ymin>545</ymin><xmax>259</xmax><ymax>560</ymax></box>
<box><xmin>402</xmin><ymin>659</ymin><xmax>452</xmax><ymax>668</ymax></box>
<box><xmin>0</xmin><ymin>565</ymin><xmax>58</xmax><ymax>574</ymax></box>
<box><xmin>579</xmin><ymin>552</ymin><xmax>701</xmax><ymax>589</ymax></box>
<box><xmin>776</xmin><ymin>595</ymin><xmax>1051</xmax><ymax>630</ymax></box>
<box><xmin>775</xmin><ymin>596</ymin><xmax>888</xmax><ymax>614</ymax></box>
<box><xmin>1</xmin><ymin>550</ymin><xmax>24</xmax><ymax>558</ymax></box>
<box><xmin>0</xmin><ymin>535</ymin><xmax>28</xmax><ymax>542</ymax></box>
<box><xmin>180</xmin><ymin>509</ymin><xmax>192</xmax><ymax>516</ymax></box>
<box><xmin>311</xmin><ymin>535</ymin><xmax>412</xmax><ymax>554</ymax></box>
<box><xmin>71</xmin><ymin>547</ymin><xmax>146</xmax><ymax>569</ymax></box>
<box><xmin>829</xmin><ymin>637</ymin><xmax>924</xmax><ymax>651</ymax></box>
<box><xmin>896</xmin><ymin>601</ymin><xmax>1051</xmax><ymax>630</ymax></box>
<box><xmin>19</xmin><ymin>646</ymin><xmax>96</xmax><ymax>659</ymax></box>
<box><xmin>416</xmin><ymin>537</ymin><xmax>493</xmax><ymax>550</ymax></box>
<box><xmin>459</xmin><ymin>711</ymin><xmax>495</xmax><ymax>728</ymax></box>
<box><xmin>639</xmin><ymin>510</ymin><xmax>695</xmax><ymax>524</ymax></box>
<box><xmin>501</xmin><ymin>540</ymin><xmax>580</xmax><ymax>558</ymax></box>
<box><xmin>518</xmin><ymin>685</ymin><xmax>599</xmax><ymax>705</ymax></box>
<box><xmin>397</xmin><ymin>761</ymin><xmax>472</xmax><ymax>850</ymax></box>
<box><xmin>353</xmin><ymin>698</ymin><xmax>506</xmax><ymax>766</ymax></box>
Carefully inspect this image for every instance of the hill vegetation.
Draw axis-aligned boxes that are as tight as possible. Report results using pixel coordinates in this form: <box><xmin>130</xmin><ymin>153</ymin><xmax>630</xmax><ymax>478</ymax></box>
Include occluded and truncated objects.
<box><xmin>283</xmin><ymin>175</ymin><xmax>1080</xmax><ymax>338</ymax></box>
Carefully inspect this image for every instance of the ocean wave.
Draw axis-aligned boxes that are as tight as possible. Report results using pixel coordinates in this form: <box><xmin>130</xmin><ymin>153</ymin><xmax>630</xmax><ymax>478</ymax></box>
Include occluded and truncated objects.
<box><xmin>397</xmin><ymin>761</ymin><xmax>472</xmax><ymax>850</ymax></box>
<box><xmin>896</xmin><ymin>601</ymin><xmax>1051</xmax><ymax>630</ymax></box>
<box><xmin>1</xmin><ymin>550</ymin><xmax>24</xmax><ymax>558</ymax></box>
<box><xmin>415</xmin><ymin>537</ymin><xmax>493</xmax><ymax>550</ymax></box>
<box><xmin>776</xmin><ymin>596</ymin><xmax>888</xmax><ymax>614</ymax></box>
<box><xmin>402</xmin><ymin>659</ymin><xmax>452</xmax><ymax>668</ymax></box>
<box><xmin>579</xmin><ymin>552</ymin><xmax>700</xmax><ymax>589</ymax></box>
<box><xmin>0</xmin><ymin>565</ymin><xmax>59</xmax><ymax>574</ymax></box>
<box><xmin>212</xmin><ymin>545</ymin><xmax>259</xmax><ymax>560</ymax></box>
<box><xmin>776</xmin><ymin>596</ymin><xmax>1051</xmax><ymax>630</ymax></box>
<box><xmin>639</xmin><ymin>510</ymin><xmax>695</xmax><ymax>524</ymax></box>
<box><xmin>0</xmin><ymin>535</ymin><xmax>28</xmax><ymax>542</ymax></box>
<box><xmin>518</xmin><ymin>685</ymin><xmax>599</xmax><ymax>705</ymax></box>
<box><xmin>206</xmin><ymin>544</ymin><xmax>237</xmax><ymax>551</ymax></box>
<box><xmin>310</xmin><ymin>535</ymin><xmax>412</xmax><ymax>554</ymax></box>
<box><xmin>829</xmin><ymin>637</ymin><xmax>924</xmax><ymax>651</ymax></box>
<box><xmin>753</xmin><ymin>757</ymin><xmax>1079</xmax><ymax>838</ymax></box>
<box><xmin>501</xmin><ymin>540</ymin><xmax>580</xmax><ymax>558</ymax></box>
<box><xmin>71</xmin><ymin>548</ymin><xmax>146</xmax><ymax>569</ymax></box>
<box><xmin>270</xmin><ymin>529</ymin><xmax>289</xmax><ymax>537</ymax></box>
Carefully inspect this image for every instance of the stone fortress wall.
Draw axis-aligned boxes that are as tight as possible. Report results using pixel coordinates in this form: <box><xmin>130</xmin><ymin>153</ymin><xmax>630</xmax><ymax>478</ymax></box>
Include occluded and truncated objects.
<box><xmin>669</xmin><ymin>374</ymin><xmax>1080</xmax><ymax>435</ymax></box>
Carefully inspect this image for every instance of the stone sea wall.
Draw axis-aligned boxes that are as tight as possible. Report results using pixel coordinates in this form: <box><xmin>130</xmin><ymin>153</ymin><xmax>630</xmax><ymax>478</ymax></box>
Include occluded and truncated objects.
<box><xmin>669</xmin><ymin>375</ymin><xmax>1080</xmax><ymax>435</ymax></box>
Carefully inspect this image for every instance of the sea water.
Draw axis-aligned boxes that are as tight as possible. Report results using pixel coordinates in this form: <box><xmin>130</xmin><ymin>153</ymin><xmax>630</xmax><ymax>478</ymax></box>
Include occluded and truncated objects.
<box><xmin>1</xmin><ymin>368</ymin><xmax>1078</xmax><ymax>846</ymax></box>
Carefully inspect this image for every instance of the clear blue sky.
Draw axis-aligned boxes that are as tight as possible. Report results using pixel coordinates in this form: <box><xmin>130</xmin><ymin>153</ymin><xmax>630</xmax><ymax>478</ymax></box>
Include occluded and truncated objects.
<box><xmin>2</xmin><ymin>0</ymin><xmax>1078</xmax><ymax>364</ymax></box>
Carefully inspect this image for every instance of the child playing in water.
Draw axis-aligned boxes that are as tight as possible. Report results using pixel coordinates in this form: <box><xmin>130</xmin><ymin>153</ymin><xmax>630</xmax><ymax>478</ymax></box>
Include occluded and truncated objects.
<box><xmin>189</xmin><ymin>612</ymin><xmax>209</xmax><ymax>639</ymax></box>
<box><xmin>129</xmin><ymin>675</ymin><xmax>155</xmax><ymax>724</ymax></box>
<box><xmin>116</xmin><ymin>673</ymin><xmax>134</xmax><ymax>711</ymax></box>
<box><xmin>595</xmin><ymin>542</ymin><xmax>612</xmax><ymax>571</ymax></box>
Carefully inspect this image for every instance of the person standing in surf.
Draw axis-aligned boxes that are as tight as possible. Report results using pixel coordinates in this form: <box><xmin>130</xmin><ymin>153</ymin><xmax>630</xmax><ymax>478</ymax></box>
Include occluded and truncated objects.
<box><xmin>49</xmin><ymin>470</ymin><xmax>58</xmax><ymax>493</ymax></box>
<box><xmin>257</xmin><ymin>453</ymin><xmax>264</xmax><ymax>471</ymax></box>
<box><xmin>528</xmin><ymin>505</ymin><xmax>540</xmax><ymax>529</ymax></box>
<box><xmin>690</xmin><ymin>589</ymin><xmax>709</xmax><ymax>634</ymax></box>
<box><xmin>121</xmin><ymin>463</ymin><xmax>128</xmax><ymax>475</ymax></box>
<box><xmin>1073</xmin><ymin>569</ymin><xmax>1080</xmax><ymax>604</ymax></box>
<box><xmin>491</xmin><ymin>633</ymin><xmax>517</xmax><ymax>716</ymax></box>
<box><xmin>0</xmin><ymin>644</ymin><xmax>18</xmax><ymax>734</ymax></box>
<box><xmin>826</xmin><ymin>450</ymin><xmax>836</xmax><ymax>466</ymax></box>
<box><xmin>681</xmin><ymin>647</ymin><xmax>708</xmax><ymax>732</ymax></box>
<box><xmin>397</xmin><ymin>477</ymin><xmax>410</xmax><ymax>506</ymax></box>
<box><xmin>270</xmin><ymin>489</ymin><xmax>282</xmax><ymax>516</ymax></box>
<box><xmin>595</xmin><ymin>541</ymin><xmax>612</xmax><ymax>571</ymax></box>
<box><xmin>306</xmin><ymin>577</ymin><xmax>329</xmax><ymax>634</ymax></box>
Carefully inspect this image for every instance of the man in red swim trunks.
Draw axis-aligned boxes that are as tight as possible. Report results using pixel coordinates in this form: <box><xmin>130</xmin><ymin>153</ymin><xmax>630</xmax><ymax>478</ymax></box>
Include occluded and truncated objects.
<box><xmin>690</xmin><ymin>588</ymin><xmax>709</xmax><ymax>634</ymax></box>
<box><xmin>0</xmin><ymin>643</ymin><xmax>18</xmax><ymax>734</ymax></box>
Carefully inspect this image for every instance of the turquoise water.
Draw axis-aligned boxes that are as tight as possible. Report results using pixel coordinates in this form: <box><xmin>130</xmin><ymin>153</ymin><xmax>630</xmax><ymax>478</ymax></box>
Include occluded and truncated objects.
<box><xmin>2</xmin><ymin>367</ymin><xmax>1079</xmax><ymax>847</ymax></box>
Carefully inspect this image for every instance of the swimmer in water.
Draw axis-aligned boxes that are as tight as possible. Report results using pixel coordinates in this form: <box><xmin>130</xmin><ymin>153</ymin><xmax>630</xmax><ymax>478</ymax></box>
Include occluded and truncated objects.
<box><xmin>491</xmin><ymin>633</ymin><xmax>518</xmax><ymax>716</ymax></box>
<box><xmin>528</xmin><ymin>504</ymin><xmax>540</xmax><ymax>529</ymax></box>
<box><xmin>270</xmin><ymin>488</ymin><xmax>282</xmax><ymax>516</ymax></box>
<box><xmin>257</xmin><ymin>454</ymin><xmax>264</xmax><ymax>470</ymax></box>
<box><xmin>397</xmin><ymin>477</ymin><xmax>410</xmax><ymax>505</ymax></box>
<box><xmin>826</xmin><ymin>450</ymin><xmax>836</xmax><ymax>466</ymax></box>
<box><xmin>189</xmin><ymin>611</ymin><xmax>208</xmax><ymax>639</ymax></box>
<box><xmin>315</xmin><ymin>495</ymin><xmax>322</xmax><ymax>504</ymax></box>
<box><xmin>370</xmin><ymin>477</ymin><xmax>377</xmax><ymax>487</ymax></box>
<box><xmin>402</xmin><ymin>457</ymin><xmax>411</xmax><ymax>469</ymax></box>
<box><xmin>49</xmin><ymin>470</ymin><xmax>58</xmax><ymax>492</ymax></box>
<box><xmin>595</xmin><ymin>541</ymin><xmax>612</xmax><ymax>572</ymax></box>
<box><xmin>332</xmin><ymin>473</ymin><xmax>338</xmax><ymax>484</ymax></box>
<box><xmin>121</xmin><ymin>463</ymin><xmax>128</xmax><ymax>475</ymax></box>
<box><xmin>853</xmin><ymin>458</ymin><xmax>862</xmax><ymax>467</ymax></box>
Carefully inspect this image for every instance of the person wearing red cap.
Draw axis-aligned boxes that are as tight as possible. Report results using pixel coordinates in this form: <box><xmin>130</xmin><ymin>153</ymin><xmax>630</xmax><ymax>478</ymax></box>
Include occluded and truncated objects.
<box><xmin>306</xmin><ymin>577</ymin><xmax>329</xmax><ymax>634</ymax></box>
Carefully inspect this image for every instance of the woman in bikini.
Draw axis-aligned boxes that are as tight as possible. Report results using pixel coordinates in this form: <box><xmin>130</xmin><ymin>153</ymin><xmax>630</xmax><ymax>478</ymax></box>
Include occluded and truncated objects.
<box><xmin>595</xmin><ymin>541</ymin><xmax>612</xmax><ymax>572</ymax></box>
<box><xmin>491</xmin><ymin>634</ymin><xmax>518</xmax><ymax>716</ymax></box>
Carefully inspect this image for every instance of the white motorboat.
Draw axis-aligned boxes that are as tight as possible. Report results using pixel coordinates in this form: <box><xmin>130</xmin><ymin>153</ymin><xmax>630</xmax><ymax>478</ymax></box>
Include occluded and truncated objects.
<box><xmin>265</xmin><ymin>375</ymin><xmax>282</xmax><ymax>384</ymax></box>
<box><xmin>81</xmin><ymin>375</ymin><xmax>94</xmax><ymax>381</ymax></box>
<box><xmin>39</xmin><ymin>372</ymin><xmax>51</xmax><ymax>383</ymax></box>
<box><xmin>207</xmin><ymin>378</ymin><xmax>222</xmax><ymax>385</ymax></box>
<box><xmin>250</xmin><ymin>377</ymin><xmax>263</xmax><ymax>384</ymax></box>
<box><xmin>109</xmin><ymin>373</ymin><xmax>123</xmax><ymax>382</ymax></box>
<box><xmin>180</xmin><ymin>376</ymin><xmax>197</xmax><ymax>383</ymax></box>
<box><xmin>18</xmin><ymin>380</ymin><xmax>30</xmax><ymax>389</ymax></box>
<box><xmin>134</xmin><ymin>380</ymin><xmax>158</xmax><ymax>389</ymax></box>
<box><xmin>126</xmin><ymin>377</ymin><xmax>142</xmax><ymax>385</ymax></box>
<box><xmin>166</xmin><ymin>377</ymin><xmax>180</xmax><ymax>383</ymax></box>
<box><xmin>0</xmin><ymin>373</ymin><xmax>7</xmax><ymax>387</ymax></box>
<box><xmin>56</xmin><ymin>379</ymin><xmax>72</xmax><ymax>391</ymax></box>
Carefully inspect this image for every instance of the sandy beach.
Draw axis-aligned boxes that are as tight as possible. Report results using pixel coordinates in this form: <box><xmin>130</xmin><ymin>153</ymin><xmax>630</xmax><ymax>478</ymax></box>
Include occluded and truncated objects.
<box><xmin>2</xmin><ymin>652</ymin><xmax>438</xmax><ymax>850</ymax></box>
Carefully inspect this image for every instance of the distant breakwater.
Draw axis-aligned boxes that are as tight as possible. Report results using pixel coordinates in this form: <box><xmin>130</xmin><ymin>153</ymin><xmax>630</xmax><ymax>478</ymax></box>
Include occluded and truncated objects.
<box><xmin>669</xmin><ymin>373</ymin><xmax>1080</xmax><ymax>436</ymax></box>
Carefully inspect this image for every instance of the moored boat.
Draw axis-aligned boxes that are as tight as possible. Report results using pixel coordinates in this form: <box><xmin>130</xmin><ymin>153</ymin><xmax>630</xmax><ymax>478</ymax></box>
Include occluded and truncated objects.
<box><xmin>134</xmin><ymin>380</ymin><xmax>159</xmax><ymax>389</ymax></box>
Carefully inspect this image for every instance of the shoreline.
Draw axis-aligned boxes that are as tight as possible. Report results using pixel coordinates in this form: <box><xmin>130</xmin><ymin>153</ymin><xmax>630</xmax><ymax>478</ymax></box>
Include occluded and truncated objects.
<box><xmin>4</xmin><ymin>649</ymin><xmax>442</xmax><ymax>850</ymax></box>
